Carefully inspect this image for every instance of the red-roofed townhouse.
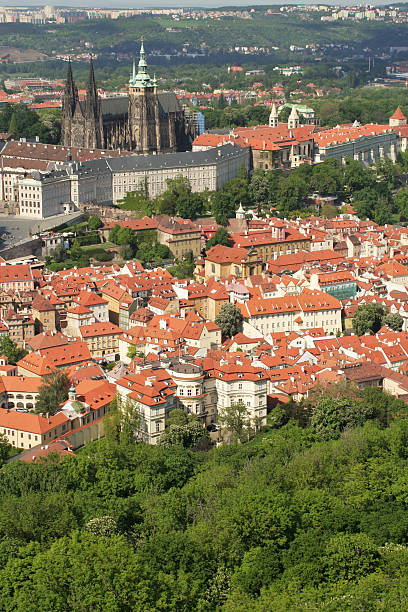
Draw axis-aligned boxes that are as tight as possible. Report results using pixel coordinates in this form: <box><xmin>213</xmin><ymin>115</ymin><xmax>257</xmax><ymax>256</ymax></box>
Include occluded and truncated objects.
<box><xmin>79</xmin><ymin>321</ymin><xmax>123</xmax><ymax>361</ymax></box>
<box><xmin>205</xmin><ymin>244</ymin><xmax>262</xmax><ymax>281</ymax></box>
<box><xmin>240</xmin><ymin>289</ymin><xmax>342</xmax><ymax>337</ymax></box>
<box><xmin>155</xmin><ymin>215</ymin><xmax>201</xmax><ymax>259</ymax></box>
<box><xmin>201</xmin><ymin>357</ymin><xmax>268</xmax><ymax>428</ymax></box>
<box><xmin>74</xmin><ymin>289</ymin><xmax>109</xmax><ymax>323</ymax></box>
<box><xmin>3</xmin><ymin>309</ymin><xmax>35</xmax><ymax>346</ymax></box>
<box><xmin>225</xmin><ymin>333</ymin><xmax>263</xmax><ymax>354</ymax></box>
<box><xmin>0</xmin><ymin>355</ymin><xmax>17</xmax><ymax>377</ymax></box>
<box><xmin>13</xmin><ymin>439</ymin><xmax>75</xmax><ymax>463</ymax></box>
<box><xmin>101</xmin><ymin>281</ymin><xmax>136</xmax><ymax>326</ymax></box>
<box><xmin>31</xmin><ymin>293</ymin><xmax>57</xmax><ymax>334</ymax></box>
<box><xmin>182</xmin><ymin>319</ymin><xmax>222</xmax><ymax>350</ymax></box>
<box><xmin>0</xmin><ymin>408</ymin><xmax>70</xmax><ymax>450</ymax></box>
<box><xmin>118</xmin><ymin>326</ymin><xmax>147</xmax><ymax>363</ymax></box>
<box><xmin>59</xmin><ymin>380</ymin><xmax>116</xmax><ymax>441</ymax></box>
<box><xmin>232</xmin><ymin>225</ymin><xmax>311</xmax><ymax>263</ymax></box>
<box><xmin>17</xmin><ymin>339</ymin><xmax>92</xmax><ymax>378</ymax></box>
<box><xmin>65</xmin><ymin>304</ymin><xmax>95</xmax><ymax>337</ymax></box>
<box><xmin>0</xmin><ymin>264</ymin><xmax>34</xmax><ymax>292</ymax></box>
<box><xmin>116</xmin><ymin>369</ymin><xmax>176</xmax><ymax>444</ymax></box>
<box><xmin>0</xmin><ymin>375</ymin><xmax>42</xmax><ymax>411</ymax></box>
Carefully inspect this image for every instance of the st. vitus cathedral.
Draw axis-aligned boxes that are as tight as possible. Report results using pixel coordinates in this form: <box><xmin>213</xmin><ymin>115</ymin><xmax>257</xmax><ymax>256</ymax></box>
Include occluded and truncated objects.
<box><xmin>61</xmin><ymin>40</ymin><xmax>194</xmax><ymax>153</ymax></box>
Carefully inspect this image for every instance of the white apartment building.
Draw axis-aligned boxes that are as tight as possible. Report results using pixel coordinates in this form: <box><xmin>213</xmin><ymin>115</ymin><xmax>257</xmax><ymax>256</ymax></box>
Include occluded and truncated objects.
<box><xmin>115</xmin><ymin>356</ymin><xmax>268</xmax><ymax>445</ymax></box>
<box><xmin>211</xmin><ymin>360</ymin><xmax>268</xmax><ymax>427</ymax></box>
<box><xmin>241</xmin><ymin>290</ymin><xmax>342</xmax><ymax>337</ymax></box>
<box><xmin>18</xmin><ymin>170</ymin><xmax>73</xmax><ymax>218</ymax></box>
<box><xmin>314</xmin><ymin>125</ymin><xmax>398</xmax><ymax>164</ymax></box>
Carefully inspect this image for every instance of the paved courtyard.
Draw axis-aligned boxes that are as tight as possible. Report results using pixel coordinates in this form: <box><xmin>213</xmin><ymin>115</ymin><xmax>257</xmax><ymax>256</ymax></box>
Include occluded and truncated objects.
<box><xmin>0</xmin><ymin>212</ymin><xmax>84</xmax><ymax>250</ymax></box>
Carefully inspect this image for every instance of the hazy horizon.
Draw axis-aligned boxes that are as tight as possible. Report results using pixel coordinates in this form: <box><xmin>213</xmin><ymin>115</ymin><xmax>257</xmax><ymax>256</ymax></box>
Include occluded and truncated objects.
<box><xmin>0</xmin><ymin>1</ymin><xmax>400</xmax><ymax>8</ymax></box>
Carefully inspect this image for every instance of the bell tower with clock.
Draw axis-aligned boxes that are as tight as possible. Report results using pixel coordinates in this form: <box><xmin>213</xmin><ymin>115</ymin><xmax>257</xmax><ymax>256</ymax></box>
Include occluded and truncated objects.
<box><xmin>128</xmin><ymin>38</ymin><xmax>162</xmax><ymax>154</ymax></box>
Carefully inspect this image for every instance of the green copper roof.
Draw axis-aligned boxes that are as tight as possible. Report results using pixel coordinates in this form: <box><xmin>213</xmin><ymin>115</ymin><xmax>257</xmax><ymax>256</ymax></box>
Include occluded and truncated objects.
<box><xmin>278</xmin><ymin>103</ymin><xmax>315</xmax><ymax>114</ymax></box>
<box><xmin>129</xmin><ymin>39</ymin><xmax>156</xmax><ymax>89</ymax></box>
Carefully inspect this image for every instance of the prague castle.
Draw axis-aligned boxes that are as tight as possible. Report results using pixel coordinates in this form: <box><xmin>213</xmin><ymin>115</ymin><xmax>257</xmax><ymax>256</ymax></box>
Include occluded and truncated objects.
<box><xmin>61</xmin><ymin>40</ymin><xmax>194</xmax><ymax>153</ymax></box>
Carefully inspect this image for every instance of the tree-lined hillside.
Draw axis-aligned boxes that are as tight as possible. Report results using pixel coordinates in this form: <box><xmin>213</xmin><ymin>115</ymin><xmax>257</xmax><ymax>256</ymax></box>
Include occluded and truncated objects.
<box><xmin>1</xmin><ymin>387</ymin><xmax>408</xmax><ymax>609</ymax></box>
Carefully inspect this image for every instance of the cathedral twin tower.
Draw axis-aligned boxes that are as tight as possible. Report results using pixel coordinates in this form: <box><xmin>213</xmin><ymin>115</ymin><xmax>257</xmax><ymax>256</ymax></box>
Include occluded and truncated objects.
<box><xmin>61</xmin><ymin>40</ymin><xmax>193</xmax><ymax>154</ymax></box>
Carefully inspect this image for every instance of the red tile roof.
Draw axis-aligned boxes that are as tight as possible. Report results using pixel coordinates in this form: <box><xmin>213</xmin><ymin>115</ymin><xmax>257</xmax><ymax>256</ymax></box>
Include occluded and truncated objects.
<box><xmin>391</xmin><ymin>107</ymin><xmax>406</xmax><ymax>120</ymax></box>
<box><xmin>0</xmin><ymin>408</ymin><xmax>68</xmax><ymax>434</ymax></box>
<box><xmin>79</xmin><ymin>322</ymin><xmax>122</xmax><ymax>338</ymax></box>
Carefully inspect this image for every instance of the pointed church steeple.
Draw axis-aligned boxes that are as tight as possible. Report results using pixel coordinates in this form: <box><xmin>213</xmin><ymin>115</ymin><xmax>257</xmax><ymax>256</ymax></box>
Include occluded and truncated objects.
<box><xmin>64</xmin><ymin>59</ymin><xmax>78</xmax><ymax>114</ymax></box>
<box><xmin>84</xmin><ymin>55</ymin><xmax>102</xmax><ymax>149</ymax></box>
<box><xmin>61</xmin><ymin>59</ymin><xmax>80</xmax><ymax>146</ymax></box>
<box><xmin>65</xmin><ymin>59</ymin><xmax>75</xmax><ymax>96</ymax></box>
<box><xmin>288</xmin><ymin>105</ymin><xmax>299</xmax><ymax>130</ymax></box>
<box><xmin>269</xmin><ymin>103</ymin><xmax>278</xmax><ymax>128</ymax></box>
<box><xmin>62</xmin><ymin>60</ymin><xmax>78</xmax><ymax>126</ymax></box>
<box><xmin>139</xmin><ymin>37</ymin><xmax>146</xmax><ymax>68</ymax></box>
<box><xmin>86</xmin><ymin>56</ymin><xmax>98</xmax><ymax>105</ymax></box>
<box><xmin>129</xmin><ymin>36</ymin><xmax>154</xmax><ymax>89</ymax></box>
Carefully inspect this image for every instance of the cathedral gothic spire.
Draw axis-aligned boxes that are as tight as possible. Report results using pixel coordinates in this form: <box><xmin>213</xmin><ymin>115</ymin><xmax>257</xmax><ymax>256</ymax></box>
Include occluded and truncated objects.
<box><xmin>84</xmin><ymin>56</ymin><xmax>103</xmax><ymax>149</ymax></box>
<box><xmin>64</xmin><ymin>59</ymin><xmax>78</xmax><ymax>114</ymax></box>
<box><xmin>86</xmin><ymin>57</ymin><xmax>98</xmax><ymax>111</ymax></box>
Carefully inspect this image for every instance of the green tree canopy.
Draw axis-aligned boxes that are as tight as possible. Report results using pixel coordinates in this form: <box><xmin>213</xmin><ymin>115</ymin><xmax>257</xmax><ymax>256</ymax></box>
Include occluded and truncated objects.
<box><xmin>104</xmin><ymin>394</ymin><xmax>141</xmax><ymax>445</ymax></box>
<box><xmin>277</xmin><ymin>173</ymin><xmax>311</xmax><ymax>213</ymax></box>
<box><xmin>215</xmin><ymin>302</ymin><xmax>243</xmax><ymax>338</ymax></box>
<box><xmin>383</xmin><ymin>312</ymin><xmax>404</xmax><ymax>332</ymax></box>
<box><xmin>206</xmin><ymin>227</ymin><xmax>232</xmax><ymax>249</ymax></box>
<box><xmin>310</xmin><ymin>396</ymin><xmax>377</xmax><ymax>440</ymax></box>
<box><xmin>343</xmin><ymin>158</ymin><xmax>375</xmax><ymax>194</ymax></box>
<box><xmin>0</xmin><ymin>336</ymin><xmax>27</xmax><ymax>365</ymax></box>
<box><xmin>35</xmin><ymin>370</ymin><xmax>71</xmax><ymax>416</ymax></box>
<box><xmin>353</xmin><ymin>303</ymin><xmax>389</xmax><ymax>336</ymax></box>
<box><xmin>159</xmin><ymin>420</ymin><xmax>210</xmax><ymax>449</ymax></box>
<box><xmin>87</xmin><ymin>215</ymin><xmax>103</xmax><ymax>230</ymax></box>
<box><xmin>157</xmin><ymin>176</ymin><xmax>205</xmax><ymax>219</ymax></box>
<box><xmin>118</xmin><ymin>184</ymin><xmax>154</xmax><ymax>216</ymax></box>
<box><xmin>218</xmin><ymin>401</ymin><xmax>254</xmax><ymax>444</ymax></box>
<box><xmin>211</xmin><ymin>191</ymin><xmax>235</xmax><ymax>226</ymax></box>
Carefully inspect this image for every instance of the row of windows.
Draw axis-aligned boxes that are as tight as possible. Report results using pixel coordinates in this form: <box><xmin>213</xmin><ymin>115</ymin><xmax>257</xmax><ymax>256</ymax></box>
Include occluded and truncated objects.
<box><xmin>3</xmin><ymin>429</ymin><xmax>38</xmax><ymax>441</ymax></box>
<box><xmin>178</xmin><ymin>387</ymin><xmax>201</xmax><ymax>396</ymax></box>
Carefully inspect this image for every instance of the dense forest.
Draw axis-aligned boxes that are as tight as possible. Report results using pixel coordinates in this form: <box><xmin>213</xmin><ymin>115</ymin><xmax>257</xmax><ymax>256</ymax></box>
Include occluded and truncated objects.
<box><xmin>1</xmin><ymin>387</ymin><xmax>408</xmax><ymax>609</ymax></box>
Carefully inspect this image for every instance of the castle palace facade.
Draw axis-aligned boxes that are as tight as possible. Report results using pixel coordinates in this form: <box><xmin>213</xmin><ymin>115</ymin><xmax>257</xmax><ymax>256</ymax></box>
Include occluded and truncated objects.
<box><xmin>61</xmin><ymin>41</ymin><xmax>194</xmax><ymax>154</ymax></box>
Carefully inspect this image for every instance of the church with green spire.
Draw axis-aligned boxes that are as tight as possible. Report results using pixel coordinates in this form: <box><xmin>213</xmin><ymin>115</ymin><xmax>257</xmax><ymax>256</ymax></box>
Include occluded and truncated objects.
<box><xmin>61</xmin><ymin>39</ymin><xmax>194</xmax><ymax>153</ymax></box>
